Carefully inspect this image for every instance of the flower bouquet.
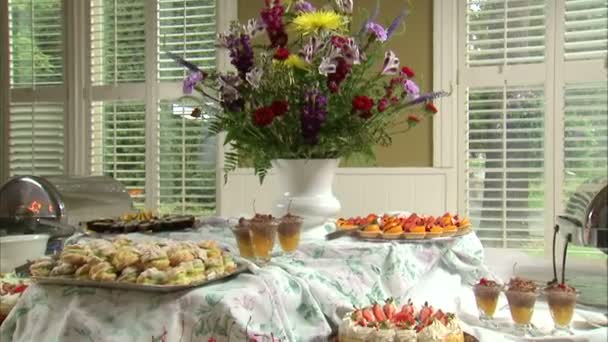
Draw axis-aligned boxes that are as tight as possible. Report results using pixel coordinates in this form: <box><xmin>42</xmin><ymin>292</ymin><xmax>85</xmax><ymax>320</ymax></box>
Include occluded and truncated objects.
<box><xmin>171</xmin><ymin>0</ymin><xmax>448</xmax><ymax>182</ymax></box>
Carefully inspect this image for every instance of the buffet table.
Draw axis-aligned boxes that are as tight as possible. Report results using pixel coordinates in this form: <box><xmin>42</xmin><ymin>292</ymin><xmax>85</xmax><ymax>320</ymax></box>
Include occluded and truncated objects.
<box><xmin>1</xmin><ymin>221</ymin><xmax>606</xmax><ymax>341</ymax></box>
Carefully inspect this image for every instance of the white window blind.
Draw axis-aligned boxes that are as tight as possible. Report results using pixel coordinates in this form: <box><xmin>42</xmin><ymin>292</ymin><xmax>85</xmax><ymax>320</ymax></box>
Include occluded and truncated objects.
<box><xmin>564</xmin><ymin>0</ymin><xmax>608</xmax><ymax>61</ymax></box>
<box><xmin>562</xmin><ymin>81</ymin><xmax>608</xmax><ymax>200</ymax></box>
<box><xmin>466</xmin><ymin>0</ymin><xmax>546</xmax><ymax>66</ymax></box>
<box><xmin>90</xmin><ymin>0</ymin><xmax>146</xmax><ymax>85</ymax></box>
<box><xmin>89</xmin><ymin>0</ymin><xmax>218</xmax><ymax>214</ymax></box>
<box><xmin>91</xmin><ymin>100</ymin><xmax>146</xmax><ymax>207</ymax></box>
<box><xmin>7</xmin><ymin>0</ymin><xmax>65</xmax><ymax>177</ymax></box>
<box><xmin>466</xmin><ymin>86</ymin><xmax>546</xmax><ymax>249</ymax></box>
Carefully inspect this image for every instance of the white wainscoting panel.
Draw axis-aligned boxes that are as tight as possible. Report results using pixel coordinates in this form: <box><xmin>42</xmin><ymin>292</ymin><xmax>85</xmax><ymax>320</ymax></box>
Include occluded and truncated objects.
<box><xmin>219</xmin><ymin>168</ymin><xmax>457</xmax><ymax>218</ymax></box>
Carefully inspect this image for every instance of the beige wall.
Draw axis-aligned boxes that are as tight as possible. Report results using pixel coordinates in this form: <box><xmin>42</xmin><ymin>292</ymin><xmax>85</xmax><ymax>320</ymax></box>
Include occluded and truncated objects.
<box><xmin>237</xmin><ymin>0</ymin><xmax>434</xmax><ymax>167</ymax></box>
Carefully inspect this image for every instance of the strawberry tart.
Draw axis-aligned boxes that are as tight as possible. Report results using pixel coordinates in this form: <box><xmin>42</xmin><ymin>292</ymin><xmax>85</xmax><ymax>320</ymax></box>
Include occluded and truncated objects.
<box><xmin>339</xmin><ymin>299</ymin><xmax>464</xmax><ymax>342</ymax></box>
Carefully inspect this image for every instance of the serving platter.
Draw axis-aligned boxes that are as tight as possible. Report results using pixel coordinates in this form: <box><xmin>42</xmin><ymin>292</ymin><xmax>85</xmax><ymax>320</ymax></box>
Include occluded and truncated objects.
<box><xmin>32</xmin><ymin>264</ymin><xmax>249</xmax><ymax>293</ymax></box>
<box><xmin>355</xmin><ymin>229</ymin><xmax>472</xmax><ymax>243</ymax></box>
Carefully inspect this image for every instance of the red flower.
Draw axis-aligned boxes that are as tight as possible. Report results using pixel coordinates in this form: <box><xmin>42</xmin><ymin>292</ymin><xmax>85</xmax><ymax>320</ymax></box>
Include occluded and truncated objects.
<box><xmin>271</xmin><ymin>100</ymin><xmax>289</xmax><ymax>116</ymax></box>
<box><xmin>253</xmin><ymin>107</ymin><xmax>275</xmax><ymax>126</ymax></box>
<box><xmin>378</xmin><ymin>99</ymin><xmax>389</xmax><ymax>112</ymax></box>
<box><xmin>407</xmin><ymin>114</ymin><xmax>421</xmax><ymax>123</ymax></box>
<box><xmin>273</xmin><ymin>47</ymin><xmax>290</xmax><ymax>61</ymax></box>
<box><xmin>401</xmin><ymin>66</ymin><xmax>415</xmax><ymax>78</ymax></box>
<box><xmin>208</xmin><ymin>338</ymin><xmax>217</xmax><ymax>342</ymax></box>
<box><xmin>359</xmin><ymin>111</ymin><xmax>373</xmax><ymax>120</ymax></box>
<box><xmin>352</xmin><ymin>95</ymin><xmax>374</xmax><ymax>112</ymax></box>
<box><xmin>425</xmin><ymin>102</ymin><xmax>438</xmax><ymax>114</ymax></box>
<box><xmin>331</xmin><ymin>35</ymin><xmax>347</xmax><ymax>48</ymax></box>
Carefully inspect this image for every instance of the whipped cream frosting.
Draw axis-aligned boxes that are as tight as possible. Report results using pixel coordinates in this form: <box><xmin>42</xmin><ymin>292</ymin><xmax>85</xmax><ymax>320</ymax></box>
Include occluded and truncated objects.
<box><xmin>417</xmin><ymin>319</ymin><xmax>450</xmax><ymax>342</ymax></box>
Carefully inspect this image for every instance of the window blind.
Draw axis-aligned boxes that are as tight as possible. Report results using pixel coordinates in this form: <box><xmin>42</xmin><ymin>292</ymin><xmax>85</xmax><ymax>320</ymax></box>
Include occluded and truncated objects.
<box><xmin>563</xmin><ymin>81</ymin><xmax>608</xmax><ymax>200</ymax></box>
<box><xmin>7</xmin><ymin>0</ymin><xmax>65</xmax><ymax>177</ymax></box>
<box><xmin>9</xmin><ymin>102</ymin><xmax>64</xmax><ymax>176</ymax></box>
<box><xmin>157</xmin><ymin>0</ymin><xmax>216</xmax><ymax>81</ymax></box>
<box><xmin>466</xmin><ymin>86</ymin><xmax>545</xmax><ymax>250</ymax></box>
<box><xmin>158</xmin><ymin>101</ymin><xmax>216</xmax><ymax>214</ymax></box>
<box><xmin>91</xmin><ymin>100</ymin><xmax>146</xmax><ymax>207</ymax></box>
<box><xmin>466</xmin><ymin>0</ymin><xmax>546</xmax><ymax>66</ymax></box>
<box><xmin>90</xmin><ymin>0</ymin><xmax>146</xmax><ymax>85</ymax></box>
<box><xmin>9</xmin><ymin>0</ymin><xmax>64</xmax><ymax>87</ymax></box>
<box><xmin>564</xmin><ymin>0</ymin><xmax>608</xmax><ymax>61</ymax></box>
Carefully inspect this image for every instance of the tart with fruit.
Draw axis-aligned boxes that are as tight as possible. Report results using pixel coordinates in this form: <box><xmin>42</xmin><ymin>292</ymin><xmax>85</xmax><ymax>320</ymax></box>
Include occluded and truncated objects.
<box><xmin>339</xmin><ymin>298</ymin><xmax>464</xmax><ymax>342</ymax></box>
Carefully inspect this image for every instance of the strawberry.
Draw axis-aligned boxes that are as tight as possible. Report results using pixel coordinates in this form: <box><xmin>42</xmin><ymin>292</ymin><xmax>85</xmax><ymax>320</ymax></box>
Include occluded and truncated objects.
<box><xmin>383</xmin><ymin>298</ymin><xmax>397</xmax><ymax>319</ymax></box>
<box><xmin>350</xmin><ymin>308</ymin><xmax>363</xmax><ymax>321</ymax></box>
<box><xmin>372</xmin><ymin>302</ymin><xmax>386</xmax><ymax>321</ymax></box>
<box><xmin>419</xmin><ymin>302</ymin><xmax>434</xmax><ymax>325</ymax></box>
<box><xmin>362</xmin><ymin>307</ymin><xmax>376</xmax><ymax>322</ymax></box>
<box><xmin>399</xmin><ymin>299</ymin><xmax>415</xmax><ymax>316</ymax></box>
<box><xmin>433</xmin><ymin>309</ymin><xmax>446</xmax><ymax>325</ymax></box>
<box><xmin>356</xmin><ymin>317</ymin><xmax>368</xmax><ymax>327</ymax></box>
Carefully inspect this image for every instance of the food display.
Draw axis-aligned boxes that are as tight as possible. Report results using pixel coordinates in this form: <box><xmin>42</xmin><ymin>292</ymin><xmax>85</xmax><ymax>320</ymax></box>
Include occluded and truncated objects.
<box><xmin>504</xmin><ymin>277</ymin><xmax>539</xmax><ymax>326</ymax></box>
<box><xmin>85</xmin><ymin>210</ymin><xmax>196</xmax><ymax>234</ymax></box>
<box><xmin>473</xmin><ymin>278</ymin><xmax>502</xmax><ymax>323</ymax></box>
<box><xmin>335</xmin><ymin>213</ymin><xmax>471</xmax><ymax>241</ymax></box>
<box><xmin>0</xmin><ymin>273</ymin><xmax>30</xmax><ymax>324</ymax></box>
<box><xmin>339</xmin><ymin>298</ymin><xmax>465</xmax><ymax>341</ymax></box>
<box><xmin>29</xmin><ymin>237</ymin><xmax>240</xmax><ymax>290</ymax></box>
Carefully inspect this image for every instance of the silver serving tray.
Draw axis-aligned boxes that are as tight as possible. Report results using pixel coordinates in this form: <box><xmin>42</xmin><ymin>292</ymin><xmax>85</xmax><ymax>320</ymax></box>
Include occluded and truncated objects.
<box><xmin>355</xmin><ymin>229</ymin><xmax>472</xmax><ymax>243</ymax></box>
<box><xmin>32</xmin><ymin>264</ymin><xmax>249</xmax><ymax>293</ymax></box>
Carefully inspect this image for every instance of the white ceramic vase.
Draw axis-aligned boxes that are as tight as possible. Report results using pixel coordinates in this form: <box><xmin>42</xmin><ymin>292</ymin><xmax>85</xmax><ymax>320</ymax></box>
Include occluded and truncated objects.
<box><xmin>271</xmin><ymin>159</ymin><xmax>341</xmax><ymax>228</ymax></box>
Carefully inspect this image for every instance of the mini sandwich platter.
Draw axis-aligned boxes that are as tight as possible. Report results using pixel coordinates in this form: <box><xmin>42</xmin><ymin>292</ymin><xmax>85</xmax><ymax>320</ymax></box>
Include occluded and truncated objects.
<box><xmin>29</xmin><ymin>236</ymin><xmax>249</xmax><ymax>293</ymax></box>
<box><xmin>327</xmin><ymin>212</ymin><xmax>472</xmax><ymax>242</ymax></box>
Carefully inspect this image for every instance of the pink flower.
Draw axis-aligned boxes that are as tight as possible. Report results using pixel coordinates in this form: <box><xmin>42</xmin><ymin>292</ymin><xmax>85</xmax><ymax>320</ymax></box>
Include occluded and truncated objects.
<box><xmin>378</xmin><ymin>99</ymin><xmax>389</xmax><ymax>112</ymax></box>
<box><xmin>366</xmin><ymin>22</ymin><xmax>388</xmax><ymax>42</ymax></box>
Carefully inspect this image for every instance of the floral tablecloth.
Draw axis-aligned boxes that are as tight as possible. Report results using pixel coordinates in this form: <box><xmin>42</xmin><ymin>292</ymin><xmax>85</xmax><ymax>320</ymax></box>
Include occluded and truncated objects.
<box><xmin>0</xmin><ymin>221</ymin><xmax>487</xmax><ymax>341</ymax></box>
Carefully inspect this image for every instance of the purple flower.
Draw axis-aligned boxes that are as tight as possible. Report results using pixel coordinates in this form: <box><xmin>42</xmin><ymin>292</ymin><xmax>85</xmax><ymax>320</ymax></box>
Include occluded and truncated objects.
<box><xmin>301</xmin><ymin>89</ymin><xmax>327</xmax><ymax>145</ymax></box>
<box><xmin>294</xmin><ymin>1</ymin><xmax>315</xmax><ymax>13</ymax></box>
<box><xmin>366</xmin><ymin>22</ymin><xmax>387</xmax><ymax>42</ymax></box>
<box><xmin>404</xmin><ymin>79</ymin><xmax>420</xmax><ymax>99</ymax></box>
<box><xmin>404</xmin><ymin>90</ymin><xmax>450</xmax><ymax>107</ymax></box>
<box><xmin>227</xmin><ymin>34</ymin><xmax>254</xmax><ymax>79</ymax></box>
<box><xmin>387</xmin><ymin>10</ymin><xmax>407</xmax><ymax>39</ymax></box>
<box><xmin>183</xmin><ymin>71</ymin><xmax>204</xmax><ymax>94</ymax></box>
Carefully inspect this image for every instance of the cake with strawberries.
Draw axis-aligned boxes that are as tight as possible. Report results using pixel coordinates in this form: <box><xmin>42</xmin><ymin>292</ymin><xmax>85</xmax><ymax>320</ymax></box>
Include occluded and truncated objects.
<box><xmin>339</xmin><ymin>299</ymin><xmax>464</xmax><ymax>342</ymax></box>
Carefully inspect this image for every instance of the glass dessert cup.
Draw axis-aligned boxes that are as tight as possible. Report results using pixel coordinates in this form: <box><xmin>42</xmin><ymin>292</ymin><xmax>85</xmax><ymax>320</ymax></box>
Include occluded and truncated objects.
<box><xmin>250</xmin><ymin>220</ymin><xmax>278</xmax><ymax>265</ymax></box>
<box><xmin>473</xmin><ymin>282</ymin><xmax>502</xmax><ymax>327</ymax></box>
<box><xmin>544</xmin><ymin>288</ymin><xmax>578</xmax><ymax>335</ymax></box>
<box><xmin>277</xmin><ymin>215</ymin><xmax>303</xmax><ymax>254</ymax></box>
<box><xmin>230</xmin><ymin>224</ymin><xmax>255</xmax><ymax>260</ymax></box>
<box><xmin>504</xmin><ymin>289</ymin><xmax>539</xmax><ymax>337</ymax></box>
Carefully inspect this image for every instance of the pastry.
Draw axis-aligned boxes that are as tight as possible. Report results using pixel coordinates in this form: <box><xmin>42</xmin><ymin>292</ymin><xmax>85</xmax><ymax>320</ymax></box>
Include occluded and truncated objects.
<box><xmin>136</xmin><ymin>268</ymin><xmax>167</xmax><ymax>285</ymax></box>
<box><xmin>117</xmin><ymin>266</ymin><xmax>139</xmax><ymax>283</ymax></box>
<box><xmin>139</xmin><ymin>244</ymin><xmax>170</xmax><ymax>270</ymax></box>
<box><xmin>29</xmin><ymin>257</ymin><xmax>56</xmax><ymax>277</ymax></box>
<box><xmin>50</xmin><ymin>262</ymin><xmax>76</xmax><ymax>277</ymax></box>
<box><xmin>75</xmin><ymin>264</ymin><xmax>92</xmax><ymax>280</ymax></box>
<box><xmin>111</xmin><ymin>246</ymin><xmax>141</xmax><ymax>271</ymax></box>
<box><xmin>222</xmin><ymin>252</ymin><xmax>237</xmax><ymax>273</ymax></box>
<box><xmin>60</xmin><ymin>245</ymin><xmax>90</xmax><ymax>266</ymax></box>
<box><xmin>89</xmin><ymin>262</ymin><xmax>117</xmax><ymax>281</ymax></box>
<box><xmin>167</xmin><ymin>244</ymin><xmax>196</xmax><ymax>266</ymax></box>
<box><xmin>167</xmin><ymin>266</ymin><xmax>190</xmax><ymax>285</ymax></box>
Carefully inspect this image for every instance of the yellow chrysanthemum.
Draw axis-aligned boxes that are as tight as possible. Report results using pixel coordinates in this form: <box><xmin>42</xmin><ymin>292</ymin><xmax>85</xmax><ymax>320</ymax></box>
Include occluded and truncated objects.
<box><xmin>292</xmin><ymin>11</ymin><xmax>346</xmax><ymax>35</ymax></box>
<box><xmin>284</xmin><ymin>54</ymin><xmax>310</xmax><ymax>70</ymax></box>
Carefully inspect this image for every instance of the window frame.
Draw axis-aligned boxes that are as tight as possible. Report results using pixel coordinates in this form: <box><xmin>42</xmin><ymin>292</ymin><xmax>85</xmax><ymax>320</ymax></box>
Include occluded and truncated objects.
<box><xmin>442</xmin><ymin>0</ymin><xmax>608</xmax><ymax>255</ymax></box>
<box><xmin>0</xmin><ymin>0</ymin><xmax>236</xmax><ymax>215</ymax></box>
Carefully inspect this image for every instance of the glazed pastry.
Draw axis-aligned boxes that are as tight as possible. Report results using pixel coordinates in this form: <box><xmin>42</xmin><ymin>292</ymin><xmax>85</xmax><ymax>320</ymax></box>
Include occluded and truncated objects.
<box><xmin>29</xmin><ymin>257</ymin><xmax>56</xmax><ymax>277</ymax></box>
<box><xmin>117</xmin><ymin>266</ymin><xmax>139</xmax><ymax>283</ymax></box>
<box><xmin>86</xmin><ymin>254</ymin><xmax>106</xmax><ymax>266</ymax></box>
<box><xmin>198</xmin><ymin>240</ymin><xmax>219</xmax><ymax>250</ymax></box>
<box><xmin>89</xmin><ymin>240</ymin><xmax>117</xmax><ymax>260</ymax></box>
<box><xmin>50</xmin><ymin>262</ymin><xmax>77</xmax><ymax>277</ymax></box>
<box><xmin>89</xmin><ymin>262</ymin><xmax>117</xmax><ymax>282</ymax></box>
<box><xmin>136</xmin><ymin>268</ymin><xmax>168</xmax><ymax>285</ymax></box>
<box><xmin>167</xmin><ymin>244</ymin><xmax>196</xmax><ymax>266</ymax></box>
<box><xmin>222</xmin><ymin>252</ymin><xmax>237</xmax><ymax>273</ymax></box>
<box><xmin>167</xmin><ymin>266</ymin><xmax>190</xmax><ymax>285</ymax></box>
<box><xmin>205</xmin><ymin>248</ymin><xmax>224</xmax><ymax>268</ymax></box>
<box><xmin>74</xmin><ymin>264</ymin><xmax>92</xmax><ymax>280</ymax></box>
<box><xmin>111</xmin><ymin>246</ymin><xmax>141</xmax><ymax>271</ymax></box>
<box><xmin>184</xmin><ymin>259</ymin><xmax>206</xmax><ymax>282</ymax></box>
<box><xmin>205</xmin><ymin>264</ymin><xmax>225</xmax><ymax>281</ymax></box>
<box><xmin>139</xmin><ymin>244</ymin><xmax>170</xmax><ymax>270</ymax></box>
<box><xmin>111</xmin><ymin>235</ymin><xmax>132</xmax><ymax>248</ymax></box>
<box><xmin>60</xmin><ymin>245</ymin><xmax>90</xmax><ymax>266</ymax></box>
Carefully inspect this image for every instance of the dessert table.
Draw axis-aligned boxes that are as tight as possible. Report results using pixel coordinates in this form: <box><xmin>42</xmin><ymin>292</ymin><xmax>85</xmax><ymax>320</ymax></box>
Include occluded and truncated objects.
<box><xmin>1</xmin><ymin>220</ymin><xmax>606</xmax><ymax>341</ymax></box>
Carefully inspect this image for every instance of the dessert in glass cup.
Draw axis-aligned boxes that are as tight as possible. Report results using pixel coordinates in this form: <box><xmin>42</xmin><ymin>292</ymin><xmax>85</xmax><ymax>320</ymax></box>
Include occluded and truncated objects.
<box><xmin>504</xmin><ymin>277</ymin><xmax>539</xmax><ymax>336</ymax></box>
<box><xmin>231</xmin><ymin>218</ymin><xmax>255</xmax><ymax>259</ymax></box>
<box><xmin>277</xmin><ymin>213</ymin><xmax>303</xmax><ymax>253</ymax></box>
<box><xmin>473</xmin><ymin>277</ymin><xmax>502</xmax><ymax>326</ymax></box>
<box><xmin>249</xmin><ymin>214</ymin><xmax>278</xmax><ymax>264</ymax></box>
<box><xmin>544</xmin><ymin>282</ymin><xmax>578</xmax><ymax>335</ymax></box>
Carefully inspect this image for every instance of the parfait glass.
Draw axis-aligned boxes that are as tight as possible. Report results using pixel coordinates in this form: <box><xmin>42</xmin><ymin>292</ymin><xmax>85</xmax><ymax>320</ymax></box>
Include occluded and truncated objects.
<box><xmin>277</xmin><ymin>215</ymin><xmax>303</xmax><ymax>255</ymax></box>
<box><xmin>504</xmin><ymin>288</ymin><xmax>540</xmax><ymax>337</ymax></box>
<box><xmin>230</xmin><ymin>222</ymin><xmax>255</xmax><ymax>261</ymax></box>
<box><xmin>473</xmin><ymin>282</ymin><xmax>502</xmax><ymax>328</ymax></box>
<box><xmin>545</xmin><ymin>288</ymin><xmax>578</xmax><ymax>336</ymax></box>
<box><xmin>249</xmin><ymin>219</ymin><xmax>278</xmax><ymax>265</ymax></box>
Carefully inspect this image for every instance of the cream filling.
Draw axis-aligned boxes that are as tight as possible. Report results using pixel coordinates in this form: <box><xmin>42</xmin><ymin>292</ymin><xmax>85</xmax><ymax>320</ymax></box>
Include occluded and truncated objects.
<box><xmin>417</xmin><ymin>319</ymin><xmax>450</xmax><ymax>342</ymax></box>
